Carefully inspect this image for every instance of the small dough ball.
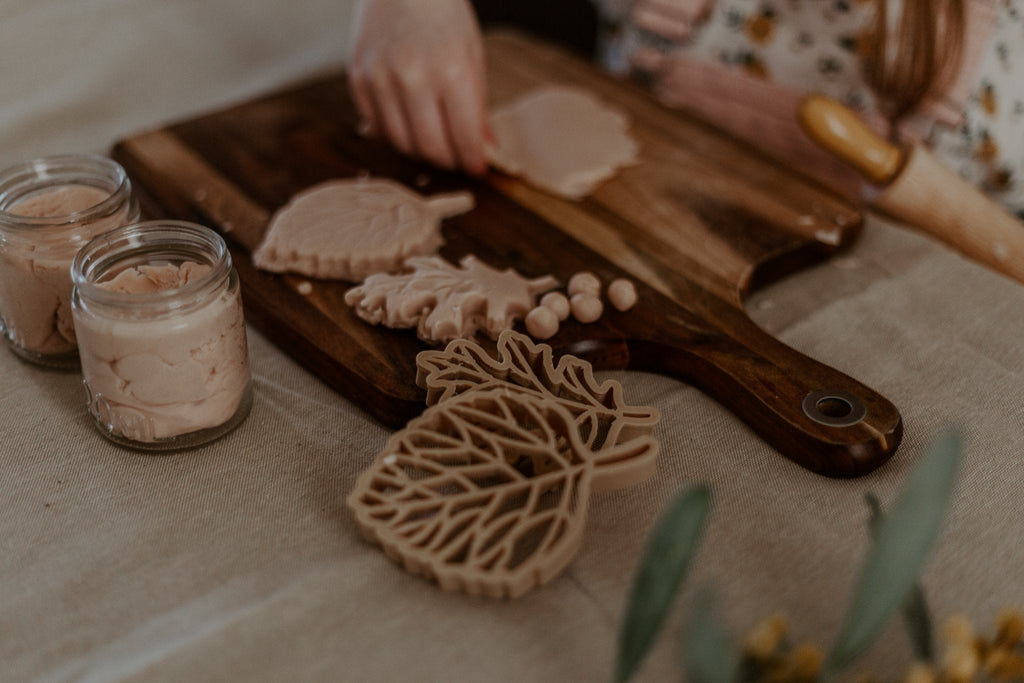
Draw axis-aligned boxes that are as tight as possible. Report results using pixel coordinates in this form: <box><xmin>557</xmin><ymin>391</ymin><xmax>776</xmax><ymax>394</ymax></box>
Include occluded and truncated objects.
<box><xmin>540</xmin><ymin>291</ymin><xmax>571</xmax><ymax>321</ymax></box>
<box><xmin>567</xmin><ymin>271</ymin><xmax>601</xmax><ymax>298</ymax></box>
<box><xmin>525</xmin><ymin>305</ymin><xmax>560</xmax><ymax>340</ymax></box>
<box><xmin>570</xmin><ymin>293</ymin><xmax>603</xmax><ymax>324</ymax></box>
<box><xmin>607</xmin><ymin>278</ymin><xmax>638</xmax><ymax>311</ymax></box>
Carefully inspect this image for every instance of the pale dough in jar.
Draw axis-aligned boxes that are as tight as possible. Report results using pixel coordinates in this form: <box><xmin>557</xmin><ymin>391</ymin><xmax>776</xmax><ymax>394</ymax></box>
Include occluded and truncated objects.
<box><xmin>75</xmin><ymin>262</ymin><xmax>250</xmax><ymax>442</ymax></box>
<box><xmin>0</xmin><ymin>185</ymin><xmax>127</xmax><ymax>355</ymax></box>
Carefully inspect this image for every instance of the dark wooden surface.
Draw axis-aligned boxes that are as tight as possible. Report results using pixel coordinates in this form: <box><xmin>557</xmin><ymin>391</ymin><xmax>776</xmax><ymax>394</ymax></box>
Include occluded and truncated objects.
<box><xmin>111</xmin><ymin>31</ymin><xmax>902</xmax><ymax>477</ymax></box>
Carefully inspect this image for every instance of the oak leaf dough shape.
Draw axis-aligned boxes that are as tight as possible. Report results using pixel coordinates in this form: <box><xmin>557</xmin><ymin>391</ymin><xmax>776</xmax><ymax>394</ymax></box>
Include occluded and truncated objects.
<box><xmin>417</xmin><ymin>329</ymin><xmax>660</xmax><ymax>469</ymax></box>
<box><xmin>346</xmin><ymin>385</ymin><xmax>660</xmax><ymax>599</ymax></box>
<box><xmin>344</xmin><ymin>255</ymin><xmax>558</xmax><ymax>344</ymax></box>
<box><xmin>251</xmin><ymin>177</ymin><xmax>474</xmax><ymax>281</ymax></box>
<box><xmin>487</xmin><ymin>84</ymin><xmax>639</xmax><ymax>199</ymax></box>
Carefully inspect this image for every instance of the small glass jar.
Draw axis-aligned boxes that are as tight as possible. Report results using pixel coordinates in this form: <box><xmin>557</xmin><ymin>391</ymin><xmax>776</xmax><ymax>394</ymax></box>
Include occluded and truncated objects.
<box><xmin>0</xmin><ymin>154</ymin><xmax>139</xmax><ymax>368</ymax></box>
<box><xmin>70</xmin><ymin>220</ymin><xmax>253</xmax><ymax>451</ymax></box>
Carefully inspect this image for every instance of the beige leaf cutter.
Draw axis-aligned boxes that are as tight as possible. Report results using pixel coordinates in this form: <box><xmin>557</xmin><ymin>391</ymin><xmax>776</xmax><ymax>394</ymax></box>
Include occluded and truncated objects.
<box><xmin>346</xmin><ymin>329</ymin><xmax>660</xmax><ymax>599</ymax></box>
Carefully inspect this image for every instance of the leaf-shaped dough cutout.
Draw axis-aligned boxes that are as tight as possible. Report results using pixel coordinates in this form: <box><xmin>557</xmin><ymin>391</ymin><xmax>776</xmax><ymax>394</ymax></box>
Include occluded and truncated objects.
<box><xmin>416</xmin><ymin>330</ymin><xmax>660</xmax><ymax>489</ymax></box>
<box><xmin>252</xmin><ymin>178</ymin><xmax>474</xmax><ymax>281</ymax></box>
<box><xmin>344</xmin><ymin>255</ymin><xmax>558</xmax><ymax>344</ymax></box>
<box><xmin>487</xmin><ymin>85</ymin><xmax>639</xmax><ymax>199</ymax></box>
<box><xmin>347</xmin><ymin>388</ymin><xmax>659</xmax><ymax>599</ymax></box>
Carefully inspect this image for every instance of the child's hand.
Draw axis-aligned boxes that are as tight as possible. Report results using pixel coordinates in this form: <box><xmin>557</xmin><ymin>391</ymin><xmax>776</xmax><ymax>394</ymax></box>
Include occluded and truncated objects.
<box><xmin>347</xmin><ymin>0</ymin><xmax>491</xmax><ymax>175</ymax></box>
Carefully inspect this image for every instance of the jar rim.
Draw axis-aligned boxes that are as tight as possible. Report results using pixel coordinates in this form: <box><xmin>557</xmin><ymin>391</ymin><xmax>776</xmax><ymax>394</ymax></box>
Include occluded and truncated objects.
<box><xmin>0</xmin><ymin>153</ymin><xmax>133</xmax><ymax>228</ymax></box>
<box><xmin>71</xmin><ymin>220</ymin><xmax>233</xmax><ymax>310</ymax></box>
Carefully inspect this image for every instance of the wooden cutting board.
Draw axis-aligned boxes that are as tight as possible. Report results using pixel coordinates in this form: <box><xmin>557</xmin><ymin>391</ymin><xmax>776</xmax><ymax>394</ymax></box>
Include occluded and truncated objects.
<box><xmin>111</xmin><ymin>30</ymin><xmax>901</xmax><ymax>478</ymax></box>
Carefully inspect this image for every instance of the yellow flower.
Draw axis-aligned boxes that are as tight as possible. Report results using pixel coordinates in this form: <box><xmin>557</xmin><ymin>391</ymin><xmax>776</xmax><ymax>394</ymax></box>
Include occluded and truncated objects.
<box><xmin>744</xmin><ymin>614</ymin><xmax>788</xmax><ymax>661</ymax></box>
<box><xmin>756</xmin><ymin>642</ymin><xmax>823</xmax><ymax>683</ymax></box>
<box><xmin>788</xmin><ymin>643</ymin><xmax>823</xmax><ymax>680</ymax></box>
<box><xmin>983</xmin><ymin>646</ymin><xmax>1009</xmax><ymax>676</ymax></box>
<box><xmin>902</xmin><ymin>662</ymin><xmax>936</xmax><ymax>683</ymax></box>
<box><xmin>942</xmin><ymin>615</ymin><xmax>975</xmax><ymax>649</ymax></box>
<box><xmin>986</xmin><ymin>651</ymin><xmax>1024</xmax><ymax>679</ymax></box>
<box><xmin>995</xmin><ymin>610</ymin><xmax>1024</xmax><ymax>648</ymax></box>
<box><xmin>942</xmin><ymin>642</ymin><xmax>980</xmax><ymax>682</ymax></box>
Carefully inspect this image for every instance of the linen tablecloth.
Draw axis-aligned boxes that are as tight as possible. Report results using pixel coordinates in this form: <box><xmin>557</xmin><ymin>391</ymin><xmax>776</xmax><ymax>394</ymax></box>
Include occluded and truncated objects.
<box><xmin>4</xmin><ymin>2</ymin><xmax>1024</xmax><ymax>680</ymax></box>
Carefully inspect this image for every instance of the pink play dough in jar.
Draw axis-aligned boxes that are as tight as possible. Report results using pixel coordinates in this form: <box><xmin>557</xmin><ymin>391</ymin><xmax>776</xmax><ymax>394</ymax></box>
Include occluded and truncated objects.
<box><xmin>70</xmin><ymin>221</ymin><xmax>252</xmax><ymax>450</ymax></box>
<box><xmin>0</xmin><ymin>154</ymin><xmax>139</xmax><ymax>367</ymax></box>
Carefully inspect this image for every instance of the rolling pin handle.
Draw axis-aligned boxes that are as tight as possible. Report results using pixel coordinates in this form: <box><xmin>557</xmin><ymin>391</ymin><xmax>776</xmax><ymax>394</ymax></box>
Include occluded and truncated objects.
<box><xmin>798</xmin><ymin>95</ymin><xmax>906</xmax><ymax>186</ymax></box>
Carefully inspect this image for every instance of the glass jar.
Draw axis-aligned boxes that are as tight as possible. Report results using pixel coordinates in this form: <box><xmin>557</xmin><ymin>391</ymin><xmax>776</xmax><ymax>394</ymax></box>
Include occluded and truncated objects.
<box><xmin>70</xmin><ymin>220</ymin><xmax>253</xmax><ymax>451</ymax></box>
<box><xmin>0</xmin><ymin>154</ymin><xmax>139</xmax><ymax>368</ymax></box>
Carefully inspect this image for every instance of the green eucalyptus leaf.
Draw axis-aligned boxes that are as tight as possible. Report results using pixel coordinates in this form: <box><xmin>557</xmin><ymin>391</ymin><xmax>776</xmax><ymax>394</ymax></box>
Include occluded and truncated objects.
<box><xmin>901</xmin><ymin>584</ymin><xmax>935</xmax><ymax>662</ymax></box>
<box><xmin>864</xmin><ymin>491</ymin><xmax>883</xmax><ymax>534</ymax></box>
<box><xmin>864</xmin><ymin>492</ymin><xmax>935</xmax><ymax>662</ymax></box>
<box><xmin>615</xmin><ymin>485</ymin><xmax>711</xmax><ymax>683</ymax></box>
<box><xmin>824</xmin><ymin>429</ymin><xmax>963</xmax><ymax>674</ymax></box>
<box><xmin>683</xmin><ymin>589</ymin><xmax>738</xmax><ymax>683</ymax></box>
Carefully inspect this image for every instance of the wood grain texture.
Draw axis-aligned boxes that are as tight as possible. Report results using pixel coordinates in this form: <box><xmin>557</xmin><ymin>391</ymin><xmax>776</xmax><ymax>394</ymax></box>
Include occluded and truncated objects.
<box><xmin>111</xmin><ymin>30</ymin><xmax>902</xmax><ymax>477</ymax></box>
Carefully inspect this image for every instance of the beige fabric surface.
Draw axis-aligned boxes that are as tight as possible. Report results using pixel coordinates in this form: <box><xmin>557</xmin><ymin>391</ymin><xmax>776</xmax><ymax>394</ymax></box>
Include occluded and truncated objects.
<box><xmin>4</xmin><ymin>2</ymin><xmax>1024</xmax><ymax>682</ymax></box>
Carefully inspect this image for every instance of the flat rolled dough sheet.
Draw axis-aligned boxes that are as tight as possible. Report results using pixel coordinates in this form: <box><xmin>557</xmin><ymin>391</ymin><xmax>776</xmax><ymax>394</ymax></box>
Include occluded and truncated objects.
<box><xmin>486</xmin><ymin>84</ymin><xmax>639</xmax><ymax>200</ymax></box>
<box><xmin>252</xmin><ymin>177</ymin><xmax>474</xmax><ymax>281</ymax></box>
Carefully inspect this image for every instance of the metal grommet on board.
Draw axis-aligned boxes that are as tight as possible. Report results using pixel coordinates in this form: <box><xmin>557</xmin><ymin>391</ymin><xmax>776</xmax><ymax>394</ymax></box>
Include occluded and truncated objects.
<box><xmin>801</xmin><ymin>389</ymin><xmax>867</xmax><ymax>428</ymax></box>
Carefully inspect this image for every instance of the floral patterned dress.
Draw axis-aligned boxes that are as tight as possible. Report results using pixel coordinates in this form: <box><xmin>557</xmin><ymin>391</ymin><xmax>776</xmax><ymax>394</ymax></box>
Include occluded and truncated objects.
<box><xmin>596</xmin><ymin>0</ymin><xmax>1024</xmax><ymax>217</ymax></box>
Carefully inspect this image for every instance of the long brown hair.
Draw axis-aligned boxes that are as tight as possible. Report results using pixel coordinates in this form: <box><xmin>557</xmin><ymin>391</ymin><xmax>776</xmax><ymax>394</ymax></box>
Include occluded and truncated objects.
<box><xmin>863</xmin><ymin>0</ymin><xmax>966</xmax><ymax>125</ymax></box>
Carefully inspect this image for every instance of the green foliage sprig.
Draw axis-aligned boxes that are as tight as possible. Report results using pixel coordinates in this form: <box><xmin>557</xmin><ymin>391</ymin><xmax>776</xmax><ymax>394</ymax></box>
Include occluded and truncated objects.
<box><xmin>614</xmin><ymin>429</ymin><xmax>965</xmax><ymax>682</ymax></box>
<box><xmin>616</xmin><ymin>485</ymin><xmax>711</xmax><ymax>682</ymax></box>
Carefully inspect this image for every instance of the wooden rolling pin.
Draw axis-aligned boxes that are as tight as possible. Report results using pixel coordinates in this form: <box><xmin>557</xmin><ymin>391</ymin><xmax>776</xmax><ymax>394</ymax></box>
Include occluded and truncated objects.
<box><xmin>799</xmin><ymin>95</ymin><xmax>1024</xmax><ymax>284</ymax></box>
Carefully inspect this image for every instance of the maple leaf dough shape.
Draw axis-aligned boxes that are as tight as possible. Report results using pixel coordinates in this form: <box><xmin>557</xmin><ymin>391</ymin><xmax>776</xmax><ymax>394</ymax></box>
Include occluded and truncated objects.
<box><xmin>487</xmin><ymin>84</ymin><xmax>639</xmax><ymax>200</ymax></box>
<box><xmin>347</xmin><ymin>330</ymin><xmax>660</xmax><ymax>599</ymax></box>
<box><xmin>344</xmin><ymin>255</ymin><xmax>558</xmax><ymax>344</ymax></box>
<box><xmin>251</xmin><ymin>177</ymin><xmax>474</xmax><ymax>281</ymax></box>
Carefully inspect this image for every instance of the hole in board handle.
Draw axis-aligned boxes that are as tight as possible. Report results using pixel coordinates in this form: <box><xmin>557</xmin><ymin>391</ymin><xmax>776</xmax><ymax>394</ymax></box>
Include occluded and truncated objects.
<box><xmin>801</xmin><ymin>389</ymin><xmax>867</xmax><ymax>428</ymax></box>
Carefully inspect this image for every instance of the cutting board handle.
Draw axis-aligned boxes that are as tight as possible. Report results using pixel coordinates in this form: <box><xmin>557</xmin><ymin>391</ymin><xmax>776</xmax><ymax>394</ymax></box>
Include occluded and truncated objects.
<box><xmin>578</xmin><ymin>303</ymin><xmax>903</xmax><ymax>478</ymax></box>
